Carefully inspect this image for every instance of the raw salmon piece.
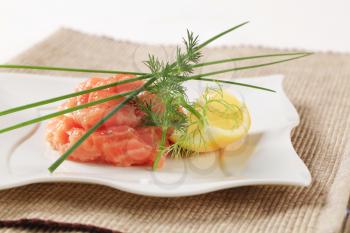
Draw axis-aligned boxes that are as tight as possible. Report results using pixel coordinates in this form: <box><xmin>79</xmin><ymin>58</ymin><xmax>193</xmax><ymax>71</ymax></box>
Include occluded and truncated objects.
<box><xmin>97</xmin><ymin>74</ymin><xmax>144</xmax><ymax>93</ymax></box>
<box><xmin>94</xmin><ymin>126</ymin><xmax>154</xmax><ymax>166</ymax></box>
<box><xmin>64</xmin><ymin>128</ymin><xmax>102</xmax><ymax>162</ymax></box>
<box><xmin>75</xmin><ymin>77</ymin><xmax>104</xmax><ymax>105</ymax></box>
<box><xmin>58</xmin><ymin>77</ymin><xmax>106</xmax><ymax>110</ymax></box>
<box><xmin>136</xmin><ymin>126</ymin><xmax>168</xmax><ymax>167</ymax></box>
<box><xmin>60</xmin><ymin>75</ymin><xmax>143</xmax><ymax>129</ymax></box>
<box><xmin>71</xmin><ymin>102</ymin><xmax>142</xmax><ymax>129</ymax></box>
<box><xmin>136</xmin><ymin>126</ymin><xmax>163</xmax><ymax>147</ymax></box>
<box><xmin>46</xmin><ymin>115</ymin><xmax>78</xmax><ymax>150</ymax></box>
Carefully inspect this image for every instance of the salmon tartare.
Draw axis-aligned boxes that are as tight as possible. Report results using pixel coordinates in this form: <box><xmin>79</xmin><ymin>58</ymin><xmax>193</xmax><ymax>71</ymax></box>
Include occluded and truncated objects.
<box><xmin>46</xmin><ymin>74</ymin><xmax>168</xmax><ymax>168</ymax></box>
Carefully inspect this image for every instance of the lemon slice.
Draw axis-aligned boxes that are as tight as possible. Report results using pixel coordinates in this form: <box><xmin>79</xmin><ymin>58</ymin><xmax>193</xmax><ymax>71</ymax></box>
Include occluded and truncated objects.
<box><xmin>171</xmin><ymin>88</ymin><xmax>251</xmax><ymax>152</ymax></box>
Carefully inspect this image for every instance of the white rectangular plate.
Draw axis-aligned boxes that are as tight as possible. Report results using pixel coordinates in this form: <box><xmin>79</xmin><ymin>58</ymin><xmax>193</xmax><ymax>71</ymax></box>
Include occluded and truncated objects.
<box><xmin>0</xmin><ymin>72</ymin><xmax>311</xmax><ymax>197</ymax></box>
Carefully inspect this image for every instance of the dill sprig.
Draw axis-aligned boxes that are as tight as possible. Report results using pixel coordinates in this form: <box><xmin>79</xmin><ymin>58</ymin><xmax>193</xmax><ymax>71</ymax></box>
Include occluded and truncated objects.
<box><xmin>139</xmin><ymin>29</ymin><xmax>207</xmax><ymax>168</ymax></box>
<box><xmin>0</xmin><ymin>22</ymin><xmax>312</xmax><ymax>172</ymax></box>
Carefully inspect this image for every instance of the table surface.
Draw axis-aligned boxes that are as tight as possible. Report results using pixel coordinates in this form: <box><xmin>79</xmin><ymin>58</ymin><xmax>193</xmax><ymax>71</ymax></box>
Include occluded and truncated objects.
<box><xmin>0</xmin><ymin>0</ymin><xmax>349</xmax><ymax>63</ymax></box>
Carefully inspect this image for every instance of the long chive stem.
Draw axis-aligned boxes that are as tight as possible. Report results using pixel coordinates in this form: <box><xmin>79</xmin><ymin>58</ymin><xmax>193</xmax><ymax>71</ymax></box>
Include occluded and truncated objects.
<box><xmin>0</xmin><ymin>64</ymin><xmax>147</xmax><ymax>76</ymax></box>
<box><xmin>48</xmin><ymin>78</ymin><xmax>156</xmax><ymax>173</ymax></box>
<box><xmin>189</xmin><ymin>53</ymin><xmax>311</xmax><ymax>80</ymax></box>
<box><xmin>0</xmin><ymin>75</ymin><xmax>151</xmax><ymax>116</ymax></box>
<box><xmin>196</xmin><ymin>21</ymin><xmax>249</xmax><ymax>50</ymax></box>
<box><xmin>0</xmin><ymin>91</ymin><xmax>133</xmax><ymax>134</ymax></box>
<box><xmin>186</xmin><ymin>78</ymin><xmax>275</xmax><ymax>92</ymax></box>
<box><xmin>193</xmin><ymin>52</ymin><xmax>311</xmax><ymax>68</ymax></box>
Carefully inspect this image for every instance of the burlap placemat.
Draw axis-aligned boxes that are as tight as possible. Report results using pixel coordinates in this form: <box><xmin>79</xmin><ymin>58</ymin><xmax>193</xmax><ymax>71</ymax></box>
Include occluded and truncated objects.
<box><xmin>0</xmin><ymin>28</ymin><xmax>350</xmax><ymax>233</ymax></box>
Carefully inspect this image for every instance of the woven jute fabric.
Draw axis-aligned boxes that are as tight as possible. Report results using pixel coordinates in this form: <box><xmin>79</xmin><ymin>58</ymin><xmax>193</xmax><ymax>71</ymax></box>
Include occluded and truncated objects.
<box><xmin>1</xmin><ymin>28</ymin><xmax>350</xmax><ymax>233</ymax></box>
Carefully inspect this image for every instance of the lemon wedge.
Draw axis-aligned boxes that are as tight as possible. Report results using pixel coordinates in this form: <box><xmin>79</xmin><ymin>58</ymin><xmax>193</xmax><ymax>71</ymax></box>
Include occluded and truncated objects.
<box><xmin>171</xmin><ymin>88</ymin><xmax>251</xmax><ymax>152</ymax></box>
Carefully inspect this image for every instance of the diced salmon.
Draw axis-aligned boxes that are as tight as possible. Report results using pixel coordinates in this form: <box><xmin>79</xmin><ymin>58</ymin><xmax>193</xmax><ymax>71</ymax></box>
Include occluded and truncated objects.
<box><xmin>46</xmin><ymin>74</ymin><xmax>167</xmax><ymax>168</ymax></box>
